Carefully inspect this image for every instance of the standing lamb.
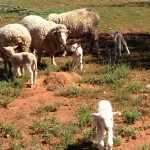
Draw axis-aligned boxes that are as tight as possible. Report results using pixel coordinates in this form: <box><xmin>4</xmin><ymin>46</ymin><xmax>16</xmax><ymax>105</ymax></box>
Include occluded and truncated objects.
<box><xmin>111</xmin><ymin>30</ymin><xmax>130</xmax><ymax>57</ymax></box>
<box><xmin>20</xmin><ymin>15</ymin><xmax>69</xmax><ymax>66</ymax></box>
<box><xmin>70</xmin><ymin>43</ymin><xmax>83</xmax><ymax>71</ymax></box>
<box><xmin>3</xmin><ymin>46</ymin><xmax>37</xmax><ymax>86</ymax></box>
<box><xmin>0</xmin><ymin>23</ymin><xmax>31</xmax><ymax>73</ymax></box>
<box><xmin>47</xmin><ymin>8</ymin><xmax>100</xmax><ymax>55</ymax></box>
<box><xmin>91</xmin><ymin>100</ymin><xmax>121</xmax><ymax>150</ymax></box>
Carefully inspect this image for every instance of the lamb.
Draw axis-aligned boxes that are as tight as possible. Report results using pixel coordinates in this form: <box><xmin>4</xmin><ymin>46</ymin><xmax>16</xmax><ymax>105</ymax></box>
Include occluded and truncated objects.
<box><xmin>20</xmin><ymin>15</ymin><xmax>69</xmax><ymax>66</ymax></box>
<box><xmin>111</xmin><ymin>30</ymin><xmax>130</xmax><ymax>57</ymax></box>
<box><xmin>91</xmin><ymin>100</ymin><xmax>121</xmax><ymax>150</ymax></box>
<box><xmin>47</xmin><ymin>8</ymin><xmax>100</xmax><ymax>55</ymax></box>
<box><xmin>70</xmin><ymin>43</ymin><xmax>83</xmax><ymax>71</ymax></box>
<box><xmin>3</xmin><ymin>46</ymin><xmax>37</xmax><ymax>86</ymax></box>
<box><xmin>0</xmin><ymin>23</ymin><xmax>31</xmax><ymax>73</ymax></box>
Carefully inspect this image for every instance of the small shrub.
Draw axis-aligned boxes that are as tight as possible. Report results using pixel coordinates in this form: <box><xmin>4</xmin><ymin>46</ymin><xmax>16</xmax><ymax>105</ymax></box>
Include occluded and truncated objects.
<box><xmin>127</xmin><ymin>82</ymin><xmax>142</xmax><ymax>93</ymax></box>
<box><xmin>137</xmin><ymin>144</ymin><xmax>149</xmax><ymax>150</ymax></box>
<box><xmin>123</xmin><ymin>109</ymin><xmax>141</xmax><ymax>124</ymax></box>
<box><xmin>115</xmin><ymin>90</ymin><xmax>130</xmax><ymax>102</ymax></box>
<box><xmin>117</xmin><ymin>126</ymin><xmax>136</xmax><ymax>139</ymax></box>
<box><xmin>113</xmin><ymin>136</ymin><xmax>121</xmax><ymax>146</ymax></box>
<box><xmin>36</xmin><ymin>104</ymin><xmax>58</xmax><ymax>115</ymax></box>
<box><xmin>77</xmin><ymin>106</ymin><xmax>92</xmax><ymax>127</ymax></box>
<box><xmin>58</xmin><ymin>86</ymin><xmax>81</xmax><ymax>98</ymax></box>
<box><xmin>0</xmin><ymin>122</ymin><xmax>16</xmax><ymax>138</ymax></box>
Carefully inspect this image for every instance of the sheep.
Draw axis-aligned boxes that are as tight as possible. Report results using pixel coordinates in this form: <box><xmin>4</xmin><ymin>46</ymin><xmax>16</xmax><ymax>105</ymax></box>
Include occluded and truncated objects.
<box><xmin>0</xmin><ymin>23</ymin><xmax>31</xmax><ymax>73</ymax></box>
<box><xmin>3</xmin><ymin>46</ymin><xmax>37</xmax><ymax>86</ymax></box>
<box><xmin>70</xmin><ymin>43</ymin><xmax>83</xmax><ymax>71</ymax></box>
<box><xmin>111</xmin><ymin>30</ymin><xmax>130</xmax><ymax>57</ymax></box>
<box><xmin>47</xmin><ymin>8</ymin><xmax>100</xmax><ymax>55</ymax></box>
<box><xmin>20</xmin><ymin>15</ymin><xmax>69</xmax><ymax>66</ymax></box>
<box><xmin>91</xmin><ymin>100</ymin><xmax>121</xmax><ymax>150</ymax></box>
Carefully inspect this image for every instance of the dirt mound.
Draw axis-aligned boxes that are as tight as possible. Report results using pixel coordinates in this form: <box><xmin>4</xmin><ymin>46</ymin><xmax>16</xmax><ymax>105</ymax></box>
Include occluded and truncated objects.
<box><xmin>43</xmin><ymin>72</ymin><xmax>82</xmax><ymax>88</ymax></box>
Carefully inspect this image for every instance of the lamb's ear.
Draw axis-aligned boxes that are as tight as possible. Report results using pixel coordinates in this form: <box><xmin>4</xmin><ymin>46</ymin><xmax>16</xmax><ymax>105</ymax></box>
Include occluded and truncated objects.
<box><xmin>91</xmin><ymin>113</ymin><xmax>100</xmax><ymax>121</ymax></box>
<box><xmin>13</xmin><ymin>46</ymin><xmax>18</xmax><ymax>50</ymax></box>
<box><xmin>113</xmin><ymin>111</ymin><xmax>121</xmax><ymax>117</ymax></box>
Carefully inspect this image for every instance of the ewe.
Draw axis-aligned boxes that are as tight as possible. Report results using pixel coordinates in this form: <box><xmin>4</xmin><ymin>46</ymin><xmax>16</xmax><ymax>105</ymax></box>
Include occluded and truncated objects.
<box><xmin>21</xmin><ymin>15</ymin><xmax>69</xmax><ymax>66</ymax></box>
<box><xmin>91</xmin><ymin>100</ymin><xmax>121</xmax><ymax>150</ymax></box>
<box><xmin>0</xmin><ymin>23</ymin><xmax>31</xmax><ymax>73</ymax></box>
<box><xmin>47</xmin><ymin>8</ymin><xmax>100</xmax><ymax>55</ymax></box>
<box><xmin>71</xmin><ymin>43</ymin><xmax>83</xmax><ymax>71</ymax></box>
<box><xmin>3</xmin><ymin>46</ymin><xmax>37</xmax><ymax>86</ymax></box>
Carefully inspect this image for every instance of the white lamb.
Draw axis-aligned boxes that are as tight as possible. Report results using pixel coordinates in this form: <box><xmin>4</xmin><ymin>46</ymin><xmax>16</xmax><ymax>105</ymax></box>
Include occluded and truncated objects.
<box><xmin>91</xmin><ymin>100</ymin><xmax>121</xmax><ymax>150</ymax></box>
<box><xmin>3</xmin><ymin>46</ymin><xmax>37</xmax><ymax>86</ymax></box>
<box><xmin>70</xmin><ymin>43</ymin><xmax>83</xmax><ymax>71</ymax></box>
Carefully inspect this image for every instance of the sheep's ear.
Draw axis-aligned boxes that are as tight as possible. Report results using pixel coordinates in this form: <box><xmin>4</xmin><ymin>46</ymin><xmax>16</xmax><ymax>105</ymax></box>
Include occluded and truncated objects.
<box><xmin>13</xmin><ymin>46</ymin><xmax>18</xmax><ymax>50</ymax></box>
<box><xmin>113</xmin><ymin>111</ymin><xmax>121</xmax><ymax>117</ymax></box>
<box><xmin>52</xmin><ymin>31</ymin><xmax>56</xmax><ymax>35</ymax></box>
<box><xmin>91</xmin><ymin>113</ymin><xmax>100</xmax><ymax>121</ymax></box>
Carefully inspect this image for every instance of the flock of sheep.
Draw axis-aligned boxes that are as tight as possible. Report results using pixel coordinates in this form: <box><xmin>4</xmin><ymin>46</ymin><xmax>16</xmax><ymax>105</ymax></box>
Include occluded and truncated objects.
<box><xmin>0</xmin><ymin>8</ymin><xmax>127</xmax><ymax>150</ymax></box>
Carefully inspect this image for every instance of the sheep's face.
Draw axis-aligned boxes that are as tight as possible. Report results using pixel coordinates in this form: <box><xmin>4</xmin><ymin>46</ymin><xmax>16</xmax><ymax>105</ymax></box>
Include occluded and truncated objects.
<box><xmin>111</xmin><ymin>30</ymin><xmax>118</xmax><ymax>38</ymax></box>
<box><xmin>91</xmin><ymin>112</ymin><xmax>113</xmax><ymax>131</ymax></box>
<box><xmin>99</xmin><ymin>112</ymin><xmax>113</xmax><ymax>131</ymax></box>
<box><xmin>3</xmin><ymin>46</ymin><xmax>17</xmax><ymax>57</ymax></box>
<box><xmin>71</xmin><ymin>43</ymin><xmax>78</xmax><ymax>52</ymax></box>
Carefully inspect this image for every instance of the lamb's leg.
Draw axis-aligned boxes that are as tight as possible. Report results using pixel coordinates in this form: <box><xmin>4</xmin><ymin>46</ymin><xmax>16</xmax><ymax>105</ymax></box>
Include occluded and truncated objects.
<box><xmin>106</xmin><ymin>130</ymin><xmax>113</xmax><ymax>150</ymax></box>
<box><xmin>79</xmin><ymin>55</ymin><xmax>83</xmax><ymax>71</ymax></box>
<box><xmin>118</xmin><ymin>43</ymin><xmax>122</xmax><ymax>57</ymax></box>
<box><xmin>97</xmin><ymin>130</ymin><xmax>104</xmax><ymax>150</ymax></box>
<box><xmin>31</xmin><ymin>63</ymin><xmax>37</xmax><ymax>85</ymax></box>
<box><xmin>71</xmin><ymin>55</ymin><xmax>77</xmax><ymax>70</ymax></box>
<box><xmin>26</xmin><ymin>65</ymin><xmax>33</xmax><ymax>85</ymax></box>
<box><xmin>123</xmin><ymin>40</ymin><xmax>130</xmax><ymax>54</ymax></box>
<box><xmin>13</xmin><ymin>66</ymin><xmax>18</xmax><ymax>80</ymax></box>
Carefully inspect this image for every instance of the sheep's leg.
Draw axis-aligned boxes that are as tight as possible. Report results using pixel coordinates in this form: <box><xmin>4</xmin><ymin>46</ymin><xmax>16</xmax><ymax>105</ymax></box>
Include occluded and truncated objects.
<box><xmin>20</xmin><ymin>66</ymin><xmax>24</xmax><ymax>76</ymax></box>
<box><xmin>123</xmin><ymin>40</ymin><xmax>130</xmax><ymax>54</ymax></box>
<box><xmin>13</xmin><ymin>66</ymin><xmax>18</xmax><ymax>80</ymax></box>
<box><xmin>89</xmin><ymin>39</ymin><xmax>95</xmax><ymax>53</ymax></box>
<box><xmin>79</xmin><ymin>55</ymin><xmax>83</xmax><ymax>71</ymax></box>
<box><xmin>17</xmin><ymin>67</ymin><xmax>22</xmax><ymax>77</ymax></box>
<box><xmin>26</xmin><ymin>65</ymin><xmax>33</xmax><ymax>85</ymax></box>
<box><xmin>52</xmin><ymin>55</ymin><xmax>57</xmax><ymax>66</ymax></box>
<box><xmin>118</xmin><ymin>43</ymin><xmax>122</xmax><ymax>57</ymax></box>
<box><xmin>97</xmin><ymin>130</ymin><xmax>104</xmax><ymax>150</ymax></box>
<box><xmin>31</xmin><ymin>63</ymin><xmax>37</xmax><ymax>85</ymax></box>
<box><xmin>71</xmin><ymin>55</ymin><xmax>77</xmax><ymax>70</ymax></box>
<box><xmin>106</xmin><ymin>130</ymin><xmax>113</xmax><ymax>150</ymax></box>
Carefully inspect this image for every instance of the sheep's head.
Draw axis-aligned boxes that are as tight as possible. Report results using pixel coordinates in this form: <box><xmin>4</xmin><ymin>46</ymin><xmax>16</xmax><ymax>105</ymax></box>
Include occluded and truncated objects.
<box><xmin>3</xmin><ymin>46</ymin><xmax>17</xmax><ymax>57</ymax></box>
<box><xmin>52</xmin><ymin>24</ymin><xmax>69</xmax><ymax>47</ymax></box>
<box><xmin>111</xmin><ymin>30</ymin><xmax>118</xmax><ymax>38</ymax></box>
<box><xmin>91</xmin><ymin>111</ymin><xmax>121</xmax><ymax>131</ymax></box>
<box><xmin>71</xmin><ymin>43</ymin><xmax>81</xmax><ymax>52</ymax></box>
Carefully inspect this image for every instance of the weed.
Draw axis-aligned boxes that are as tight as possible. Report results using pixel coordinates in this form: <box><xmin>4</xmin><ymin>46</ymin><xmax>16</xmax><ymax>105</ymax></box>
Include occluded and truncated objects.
<box><xmin>113</xmin><ymin>136</ymin><xmax>121</xmax><ymax>146</ymax></box>
<box><xmin>137</xmin><ymin>144</ymin><xmax>149</xmax><ymax>150</ymax></box>
<box><xmin>123</xmin><ymin>109</ymin><xmax>141</xmax><ymax>124</ymax></box>
<box><xmin>81</xmin><ymin>129</ymin><xmax>93</xmax><ymax>142</ymax></box>
<box><xmin>0</xmin><ymin>122</ymin><xmax>16</xmax><ymax>138</ymax></box>
<box><xmin>115</xmin><ymin>90</ymin><xmax>130</xmax><ymax>102</ymax></box>
<box><xmin>36</xmin><ymin>104</ymin><xmax>58</xmax><ymax>115</ymax></box>
<box><xmin>117</xmin><ymin>126</ymin><xmax>136</xmax><ymax>139</ymax></box>
<box><xmin>127</xmin><ymin>82</ymin><xmax>142</xmax><ymax>93</ymax></box>
<box><xmin>58</xmin><ymin>86</ymin><xmax>81</xmax><ymax>98</ymax></box>
<box><xmin>77</xmin><ymin>106</ymin><xmax>92</xmax><ymax>127</ymax></box>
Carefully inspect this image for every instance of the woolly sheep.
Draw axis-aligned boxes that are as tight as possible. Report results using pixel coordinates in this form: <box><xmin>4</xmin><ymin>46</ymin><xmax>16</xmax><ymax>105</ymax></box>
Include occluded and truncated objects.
<box><xmin>70</xmin><ymin>43</ymin><xmax>83</xmax><ymax>71</ymax></box>
<box><xmin>20</xmin><ymin>15</ymin><xmax>69</xmax><ymax>66</ymax></box>
<box><xmin>3</xmin><ymin>46</ymin><xmax>37</xmax><ymax>86</ymax></box>
<box><xmin>111</xmin><ymin>30</ymin><xmax>130</xmax><ymax>57</ymax></box>
<box><xmin>0</xmin><ymin>23</ymin><xmax>31</xmax><ymax>73</ymax></box>
<box><xmin>47</xmin><ymin>8</ymin><xmax>100</xmax><ymax>54</ymax></box>
<box><xmin>91</xmin><ymin>100</ymin><xmax>121</xmax><ymax>150</ymax></box>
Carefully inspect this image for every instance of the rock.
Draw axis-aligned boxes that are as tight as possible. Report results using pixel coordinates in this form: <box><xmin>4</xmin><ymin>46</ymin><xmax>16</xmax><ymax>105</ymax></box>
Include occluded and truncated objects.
<box><xmin>145</xmin><ymin>84</ymin><xmax>150</xmax><ymax>90</ymax></box>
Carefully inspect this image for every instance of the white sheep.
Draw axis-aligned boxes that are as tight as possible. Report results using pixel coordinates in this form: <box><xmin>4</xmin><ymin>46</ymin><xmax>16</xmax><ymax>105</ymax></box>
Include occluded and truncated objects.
<box><xmin>0</xmin><ymin>23</ymin><xmax>31</xmax><ymax>73</ymax></box>
<box><xmin>3</xmin><ymin>46</ymin><xmax>37</xmax><ymax>86</ymax></box>
<box><xmin>20</xmin><ymin>15</ymin><xmax>69</xmax><ymax>66</ymax></box>
<box><xmin>111</xmin><ymin>30</ymin><xmax>130</xmax><ymax>57</ymax></box>
<box><xmin>71</xmin><ymin>43</ymin><xmax>83</xmax><ymax>71</ymax></box>
<box><xmin>91</xmin><ymin>100</ymin><xmax>121</xmax><ymax>150</ymax></box>
<box><xmin>47</xmin><ymin>8</ymin><xmax>100</xmax><ymax>55</ymax></box>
